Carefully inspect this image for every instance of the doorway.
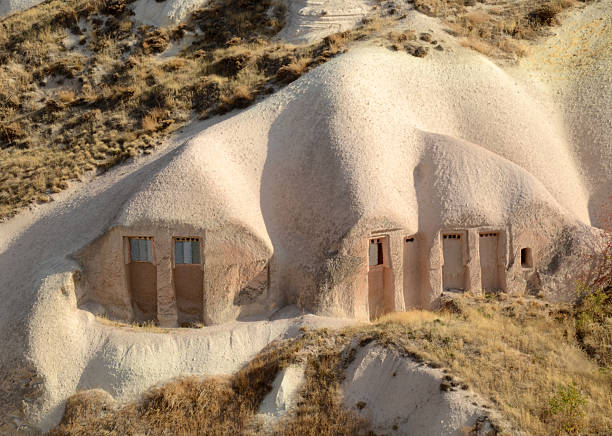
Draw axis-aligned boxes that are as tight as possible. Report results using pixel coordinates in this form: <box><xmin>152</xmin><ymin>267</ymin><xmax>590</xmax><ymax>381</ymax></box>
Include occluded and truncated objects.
<box><xmin>126</xmin><ymin>237</ymin><xmax>157</xmax><ymax>322</ymax></box>
<box><xmin>173</xmin><ymin>237</ymin><xmax>204</xmax><ymax>325</ymax></box>
<box><xmin>479</xmin><ymin>232</ymin><xmax>501</xmax><ymax>291</ymax></box>
<box><xmin>442</xmin><ymin>233</ymin><xmax>465</xmax><ymax>291</ymax></box>
<box><xmin>368</xmin><ymin>236</ymin><xmax>393</xmax><ymax>320</ymax></box>
<box><xmin>403</xmin><ymin>236</ymin><xmax>420</xmax><ymax>308</ymax></box>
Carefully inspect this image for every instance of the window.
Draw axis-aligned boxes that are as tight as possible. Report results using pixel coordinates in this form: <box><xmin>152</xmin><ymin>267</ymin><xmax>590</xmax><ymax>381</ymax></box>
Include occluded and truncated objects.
<box><xmin>443</xmin><ymin>234</ymin><xmax>461</xmax><ymax>240</ymax></box>
<box><xmin>129</xmin><ymin>237</ymin><xmax>153</xmax><ymax>263</ymax></box>
<box><xmin>406</xmin><ymin>237</ymin><xmax>415</xmax><ymax>243</ymax></box>
<box><xmin>521</xmin><ymin>248</ymin><xmax>533</xmax><ymax>268</ymax></box>
<box><xmin>174</xmin><ymin>238</ymin><xmax>201</xmax><ymax>265</ymax></box>
<box><xmin>369</xmin><ymin>239</ymin><xmax>384</xmax><ymax>266</ymax></box>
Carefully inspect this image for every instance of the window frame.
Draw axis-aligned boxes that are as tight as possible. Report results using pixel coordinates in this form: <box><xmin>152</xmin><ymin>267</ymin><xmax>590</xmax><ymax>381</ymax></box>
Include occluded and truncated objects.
<box><xmin>128</xmin><ymin>236</ymin><xmax>154</xmax><ymax>263</ymax></box>
<box><xmin>173</xmin><ymin>237</ymin><xmax>202</xmax><ymax>266</ymax></box>
<box><xmin>369</xmin><ymin>238</ymin><xmax>385</xmax><ymax>267</ymax></box>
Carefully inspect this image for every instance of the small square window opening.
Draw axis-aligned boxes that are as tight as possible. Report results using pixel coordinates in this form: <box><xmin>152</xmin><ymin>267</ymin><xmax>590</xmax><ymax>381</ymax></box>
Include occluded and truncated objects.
<box><xmin>521</xmin><ymin>248</ymin><xmax>533</xmax><ymax>268</ymax></box>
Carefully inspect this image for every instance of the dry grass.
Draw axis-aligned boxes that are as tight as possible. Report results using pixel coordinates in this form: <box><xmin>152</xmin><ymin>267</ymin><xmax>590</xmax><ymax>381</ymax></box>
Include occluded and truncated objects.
<box><xmin>95</xmin><ymin>315</ymin><xmax>173</xmax><ymax>333</ymax></box>
<box><xmin>49</xmin><ymin>331</ymin><xmax>369</xmax><ymax>435</ymax></box>
<box><xmin>363</xmin><ymin>295</ymin><xmax>612</xmax><ymax>435</ymax></box>
<box><xmin>0</xmin><ymin>0</ymin><xmax>327</xmax><ymax>219</ymax></box>
<box><xmin>573</xmin><ymin>200</ymin><xmax>612</xmax><ymax>368</ymax></box>
<box><xmin>56</xmin><ymin>295</ymin><xmax>612</xmax><ymax>435</ymax></box>
<box><xmin>377</xmin><ymin>309</ymin><xmax>440</xmax><ymax>324</ymax></box>
<box><xmin>277</xmin><ymin>333</ymin><xmax>371</xmax><ymax>436</ymax></box>
<box><xmin>276</xmin><ymin>58</ymin><xmax>312</xmax><ymax>84</ymax></box>
<box><xmin>140</xmin><ymin>107</ymin><xmax>165</xmax><ymax>132</ymax></box>
<box><xmin>96</xmin><ymin>315</ymin><xmax>208</xmax><ymax>331</ymax></box>
<box><xmin>0</xmin><ymin>0</ymin><xmax>408</xmax><ymax>220</ymax></box>
<box><xmin>412</xmin><ymin>0</ymin><xmax>586</xmax><ymax>58</ymax></box>
<box><xmin>575</xmin><ymin>286</ymin><xmax>612</xmax><ymax>368</ymax></box>
<box><xmin>1</xmin><ymin>0</ymin><xmax>579</xmax><ymax>219</ymax></box>
<box><xmin>50</xmin><ymin>338</ymin><xmax>303</xmax><ymax>435</ymax></box>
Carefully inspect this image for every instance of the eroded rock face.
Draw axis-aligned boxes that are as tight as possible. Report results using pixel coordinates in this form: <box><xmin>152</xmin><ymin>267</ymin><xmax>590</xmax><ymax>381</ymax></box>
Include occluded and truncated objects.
<box><xmin>0</xmin><ymin>0</ymin><xmax>609</xmax><ymax>429</ymax></box>
<box><xmin>277</xmin><ymin>0</ymin><xmax>373</xmax><ymax>44</ymax></box>
<box><xmin>71</xmin><ymin>40</ymin><xmax>605</xmax><ymax>326</ymax></box>
<box><xmin>342</xmin><ymin>344</ymin><xmax>501</xmax><ymax>435</ymax></box>
<box><xmin>258</xmin><ymin>365</ymin><xmax>306</xmax><ymax>419</ymax></box>
<box><xmin>129</xmin><ymin>0</ymin><xmax>211</xmax><ymax>27</ymax></box>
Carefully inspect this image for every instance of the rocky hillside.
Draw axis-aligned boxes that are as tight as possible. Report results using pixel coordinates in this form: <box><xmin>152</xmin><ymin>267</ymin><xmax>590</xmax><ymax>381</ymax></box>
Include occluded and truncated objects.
<box><xmin>0</xmin><ymin>0</ymin><xmax>596</xmax><ymax>219</ymax></box>
<box><xmin>0</xmin><ymin>1</ymin><xmax>610</xmax><ymax>434</ymax></box>
<box><xmin>50</xmin><ymin>294</ymin><xmax>612</xmax><ymax>435</ymax></box>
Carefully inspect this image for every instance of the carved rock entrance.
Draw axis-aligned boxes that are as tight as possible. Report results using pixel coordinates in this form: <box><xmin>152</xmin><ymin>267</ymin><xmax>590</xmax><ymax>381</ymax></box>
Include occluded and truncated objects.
<box><xmin>442</xmin><ymin>233</ymin><xmax>465</xmax><ymax>291</ymax></box>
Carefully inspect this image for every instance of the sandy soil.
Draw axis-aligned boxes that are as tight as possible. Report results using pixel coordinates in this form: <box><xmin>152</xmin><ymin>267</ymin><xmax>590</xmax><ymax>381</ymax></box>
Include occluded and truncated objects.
<box><xmin>278</xmin><ymin>0</ymin><xmax>374</xmax><ymax>43</ymax></box>
<box><xmin>0</xmin><ymin>0</ymin><xmax>44</xmax><ymax>18</ymax></box>
<box><xmin>130</xmin><ymin>0</ymin><xmax>210</xmax><ymax>27</ymax></box>
<box><xmin>342</xmin><ymin>344</ymin><xmax>499</xmax><ymax>435</ymax></box>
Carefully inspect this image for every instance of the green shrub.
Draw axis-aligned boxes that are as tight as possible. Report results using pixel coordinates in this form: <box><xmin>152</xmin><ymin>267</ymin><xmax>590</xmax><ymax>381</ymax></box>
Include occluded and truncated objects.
<box><xmin>546</xmin><ymin>384</ymin><xmax>586</xmax><ymax>435</ymax></box>
<box><xmin>575</xmin><ymin>283</ymin><xmax>612</xmax><ymax>367</ymax></box>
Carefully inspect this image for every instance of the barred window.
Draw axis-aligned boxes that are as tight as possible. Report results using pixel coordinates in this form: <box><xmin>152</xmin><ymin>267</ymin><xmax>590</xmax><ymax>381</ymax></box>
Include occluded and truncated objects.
<box><xmin>129</xmin><ymin>237</ymin><xmax>153</xmax><ymax>263</ymax></box>
<box><xmin>369</xmin><ymin>239</ymin><xmax>384</xmax><ymax>266</ymax></box>
<box><xmin>174</xmin><ymin>238</ymin><xmax>201</xmax><ymax>265</ymax></box>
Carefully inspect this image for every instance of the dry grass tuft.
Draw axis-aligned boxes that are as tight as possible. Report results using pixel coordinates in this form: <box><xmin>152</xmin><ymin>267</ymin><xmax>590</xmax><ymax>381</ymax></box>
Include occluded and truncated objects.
<box><xmin>414</xmin><ymin>0</ymin><xmax>449</xmax><ymax>17</ymax></box>
<box><xmin>219</xmin><ymin>83</ymin><xmax>254</xmax><ymax>109</ymax></box>
<box><xmin>276</xmin><ymin>57</ymin><xmax>312</xmax><ymax>84</ymax></box>
<box><xmin>460</xmin><ymin>38</ymin><xmax>498</xmax><ymax>56</ymax></box>
<box><xmin>142</xmin><ymin>28</ymin><xmax>170</xmax><ymax>55</ymax></box>
<box><xmin>57</xmin><ymin>89</ymin><xmax>76</xmax><ymax>103</ymax></box>
<box><xmin>279</xmin><ymin>350</ymin><xmax>371</xmax><ymax>436</ymax></box>
<box><xmin>527</xmin><ymin>1</ymin><xmax>577</xmax><ymax>27</ymax></box>
<box><xmin>141</xmin><ymin>107</ymin><xmax>166</xmax><ymax>132</ymax></box>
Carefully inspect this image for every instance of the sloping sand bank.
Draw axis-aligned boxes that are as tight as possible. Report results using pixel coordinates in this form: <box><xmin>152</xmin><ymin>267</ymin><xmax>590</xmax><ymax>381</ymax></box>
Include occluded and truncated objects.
<box><xmin>0</xmin><ymin>0</ymin><xmax>44</xmax><ymax>18</ymax></box>
<box><xmin>278</xmin><ymin>0</ymin><xmax>374</xmax><ymax>43</ymax></box>
<box><xmin>343</xmin><ymin>344</ymin><xmax>497</xmax><ymax>435</ymax></box>
<box><xmin>515</xmin><ymin>0</ymin><xmax>612</xmax><ymax>228</ymax></box>
<box><xmin>130</xmin><ymin>0</ymin><xmax>210</xmax><ymax>27</ymax></box>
